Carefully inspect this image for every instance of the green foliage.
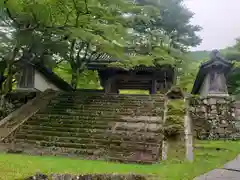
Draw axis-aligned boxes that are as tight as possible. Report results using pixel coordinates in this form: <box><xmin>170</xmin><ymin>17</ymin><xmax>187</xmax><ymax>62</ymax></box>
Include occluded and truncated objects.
<box><xmin>109</xmin><ymin>46</ymin><xmax>180</xmax><ymax>70</ymax></box>
<box><xmin>54</xmin><ymin>62</ymin><xmax>101</xmax><ymax>89</ymax></box>
<box><xmin>135</xmin><ymin>0</ymin><xmax>202</xmax><ymax>51</ymax></box>
<box><xmin>110</xmin><ymin>0</ymin><xmax>203</xmax><ymax>72</ymax></box>
<box><xmin>177</xmin><ymin>57</ymin><xmax>201</xmax><ymax>92</ymax></box>
<box><xmin>223</xmin><ymin>39</ymin><xmax>240</xmax><ymax>95</ymax></box>
<box><xmin>188</xmin><ymin>51</ymin><xmax>210</xmax><ymax>61</ymax></box>
<box><xmin>119</xmin><ymin>90</ymin><xmax>149</xmax><ymax>95</ymax></box>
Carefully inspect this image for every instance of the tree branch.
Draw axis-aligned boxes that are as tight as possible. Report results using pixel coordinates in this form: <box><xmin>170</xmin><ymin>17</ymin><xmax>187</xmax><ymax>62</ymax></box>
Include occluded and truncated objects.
<box><xmin>64</xmin><ymin>9</ymin><xmax>74</xmax><ymax>26</ymax></box>
<box><xmin>83</xmin><ymin>43</ymin><xmax>90</xmax><ymax>61</ymax></box>
<box><xmin>69</xmin><ymin>39</ymin><xmax>76</xmax><ymax>66</ymax></box>
<box><xmin>55</xmin><ymin>59</ymin><xmax>65</xmax><ymax>65</ymax></box>
<box><xmin>76</xmin><ymin>42</ymin><xmax>85</xmax><ymax>63</ymax></box>
<box><xmin>84</xmin><ymin>0</ymin><xmax>89</xmax><ymax>14</ymax></box>
<box><xmin>4</xmin><ymin>6</ymin><xmax>20</xmax><ymax>28</ymax></box>
<box><xmin>72</xmin><ymin>0</ymin><xmax>80</xmax><ymax>27</ymax></box>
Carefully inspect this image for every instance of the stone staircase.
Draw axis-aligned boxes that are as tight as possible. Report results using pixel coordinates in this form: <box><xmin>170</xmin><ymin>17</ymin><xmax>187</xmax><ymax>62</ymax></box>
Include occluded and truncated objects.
<box><xmin>3</xmin><ymin>90</ymin><xmax>165</xmax><ymax>164</ymax></box>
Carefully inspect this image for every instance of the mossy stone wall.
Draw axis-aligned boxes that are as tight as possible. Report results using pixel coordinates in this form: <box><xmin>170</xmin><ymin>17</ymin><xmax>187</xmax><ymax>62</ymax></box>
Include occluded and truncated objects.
<box><xmin>189</xmin><ymin>96</ymin><xmax>238</xmax><ymax>140</ymax></box>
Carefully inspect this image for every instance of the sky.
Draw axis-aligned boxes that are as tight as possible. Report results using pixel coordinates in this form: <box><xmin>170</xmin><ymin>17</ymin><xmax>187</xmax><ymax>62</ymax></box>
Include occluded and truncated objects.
<box><xmin>185</xmin><ymin>0</ymin><xmax>240</xmax><ymax>51</ymax></box>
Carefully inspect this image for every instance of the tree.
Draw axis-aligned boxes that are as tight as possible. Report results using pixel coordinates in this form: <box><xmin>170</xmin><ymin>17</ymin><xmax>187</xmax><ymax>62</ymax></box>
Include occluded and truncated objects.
<box><xmin>0</xmin><ymin>0</ymin><xmax>203</xmax><ymax>92</ymax></box>
<box><xmin>223</xmin><ymin>39</ymin><xmax>240</xmax><ymax>95</ymax></box>
<box><xmin>111</xmin><ymin>0</ymin><xmax>202</xmax><ymax>84</ymax></box>
<box><xmin>134</xmin><ymin>0</ymin><xmax>202</xmax><ymax>52</ymax></box>
<box><xmin>1</xmin><ymin>0</ymin><xmax>145</xmax><ymax>90</ymax></box>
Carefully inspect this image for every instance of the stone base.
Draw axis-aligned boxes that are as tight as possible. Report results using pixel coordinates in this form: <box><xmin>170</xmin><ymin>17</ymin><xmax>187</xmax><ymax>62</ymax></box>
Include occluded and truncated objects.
<box><xmin>207</xmin><ymin>93</ymin><xmax>229</xmax><ymax>97</ymax></box>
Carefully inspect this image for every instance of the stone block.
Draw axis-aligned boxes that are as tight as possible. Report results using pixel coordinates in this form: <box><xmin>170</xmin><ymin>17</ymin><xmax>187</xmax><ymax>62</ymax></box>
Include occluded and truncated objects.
<box><xmin>217</xmin><ymin>98</ymin><xmax>227</xmax><ymax>104</ymax></box>
<box><xmin>203</xmin><ymin>99</ymin><xmax>208</xmax><ymax>104</ymax></box>
<box><xmin>208</xmin><ymin>98</ymin><xmax>217</xmax><ymax>105</ymax></box>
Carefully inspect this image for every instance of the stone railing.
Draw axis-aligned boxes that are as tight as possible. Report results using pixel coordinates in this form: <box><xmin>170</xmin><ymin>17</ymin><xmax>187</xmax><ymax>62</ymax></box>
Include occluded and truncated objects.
<box><xmin>0</xmin><ymin>91</ymin><xmax>38</xmax><ymax>120</ymax></box>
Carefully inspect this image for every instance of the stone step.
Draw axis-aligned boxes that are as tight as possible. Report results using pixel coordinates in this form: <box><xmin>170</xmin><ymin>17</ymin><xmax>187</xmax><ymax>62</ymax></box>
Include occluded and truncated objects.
<box><xmin>11</xmin><ymin>141</ymin><xmax>159</xmax><ymax>164</ymax></box>
<box><xmin>53</xmin><ymin>95</ymin><xmax>165</xmax><ymax>100</ymax></box>
<box><xmin>32</xmin><ymin>114</ymin><xmax>163</xmax><ymax>124</ymax></box>
<box><xmin>15</xmin><ymin>133</ymin><xmax>160</xmax><ymax>146</ymax></box>
<box><xmin>49</xmin><ymin>101</ymin><xmax>159</xmax><ymax>106</ymax></box>
<box><xmin>35</xmin><ymin>110</ymin><xmax>162</xmax><ymax>117</ymax></box>
<box><xmin>14</xmin><ymin>138</ymin><xmax>159</xmax><ymax>153</ymax></box>
<box><xmin>43</xmin><ymin>106</ymin><xmax>164</xmax><ymax>114</ymax></box>
<box><xmin>15</xmin><ymin>134</ymin><xmax>160</xmax><ymax>151</ymax></box>
<box><xmin>48</xmin><ymin>101</ymin><xmax>164</xmax><ymax>108</ymax></box>
<box><xmin>47</xmin><ymin>103</ymin><xmax>164</xmax><ymax>109</ymax></box>
<box><xmin>51</xmin><ymin>96</ymin><xmax>165</xmax><ymax>102</ymax></box>
<box><xmin>12</xmin><ymin>141</ymin><xmax>99</xmax><ymax>156</ymax></box>
<box><xmin>25</xmin><ymin>121</ymin><xmax>112</xmax><ymax>129</ymax></box>
<box><xmin>56</xmin><ymin>93</ymin><xmax>164</xmax><ymax>99</ymax></box>
<box><xmin>16</xmin><ymin>129</ymin><xmax>162</xmax><ymax>142</ymax></box>
<box><xmin>43</xmin><ymin>108</ymin><xmax>163</xmax><ymax>115</ymax></box>
<box><xmin>47</xmin><ymin>105</ymin><xmax>163</xmax><ymax>111</ymax></box>
<box><xmin>20</xmin><ymin>124</ymin><xmax>163</xmax><ymax>133</ymax></box>
<box><xmin>25</xmin><ymin>120</ymin><xmax>162</xmax><ymax>129</ymax></box>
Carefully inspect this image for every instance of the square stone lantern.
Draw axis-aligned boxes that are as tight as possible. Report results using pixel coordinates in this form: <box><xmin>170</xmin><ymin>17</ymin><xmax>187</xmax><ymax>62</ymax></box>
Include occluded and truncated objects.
<box><xmin>192</xmin><ymin>50</ymin><xmax>232</xmax><ymax>97</ymax></box>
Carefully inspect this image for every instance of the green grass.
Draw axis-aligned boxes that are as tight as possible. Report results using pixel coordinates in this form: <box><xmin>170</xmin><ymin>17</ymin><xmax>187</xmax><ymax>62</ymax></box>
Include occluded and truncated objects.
<box><xmin>119</xmin><ymin>90</ymin><xmax>149</xmax><ymax>95</ymax></box>
<box><xmin>0</xmin><ymin>141</ymin><xmax>240</xmax><ymax>180</ymax></box>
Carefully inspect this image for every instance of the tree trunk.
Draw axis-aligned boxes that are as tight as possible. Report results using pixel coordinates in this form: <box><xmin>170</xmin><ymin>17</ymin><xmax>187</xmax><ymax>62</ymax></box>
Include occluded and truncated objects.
<box><xmin>71</xmin><ymin>73</ymin><xmax>78</xmax><ymax>90</ymax></box>
<box><xmin>5</xmin><ymin>63</ymin><xmax>13</xmax><ymax>93</ymax></box>
<box><xmin>0</xmin><ymin>74</ymin><xmax>4</xmax><ymax>94</ymax></box>
<box><xmin>71</xmin><ymin>68</ymin><xmax>79</xmax><ymax>90</ymax></box>
<box><xmin>4</xmin><ymin>46</ymin><xmax>19</xmax><ymax>93</ymax></box>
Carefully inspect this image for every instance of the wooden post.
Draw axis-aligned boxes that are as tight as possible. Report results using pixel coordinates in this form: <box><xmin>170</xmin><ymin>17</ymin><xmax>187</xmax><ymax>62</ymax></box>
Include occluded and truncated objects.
<box><xmin>162</xmin><ymin>97</ymin><xmax>168</xmax><ymax>160</ymax></box>
<box><xmin>111</xmin><ymin>77</ymin><xmax>119</xmax><ymax>94</ymax></box>
<box><xmin>104</xmin><ymin>78</ymin><xmax>112</xmax><ymax>94</ymax></box>
<box><xmin>184</xmin><ymin>97</ymin><xmax>194</xmax><ymax>162</ymax></box>
<box><xmin>150</xmin><ymin>79</ymin><xmax>157</xmax><ymax>94</ymax></box>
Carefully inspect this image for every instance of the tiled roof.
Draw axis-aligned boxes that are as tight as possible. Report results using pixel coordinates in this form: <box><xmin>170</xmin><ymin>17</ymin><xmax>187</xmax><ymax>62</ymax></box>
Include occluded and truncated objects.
<box><xmin>30</xmin><ymin>62</ymin><xmax>73</xmax><ymax>91</ymax></box>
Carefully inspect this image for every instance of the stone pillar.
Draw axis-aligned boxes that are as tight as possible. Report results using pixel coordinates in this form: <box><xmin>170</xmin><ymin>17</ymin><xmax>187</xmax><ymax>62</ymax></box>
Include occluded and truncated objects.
<box><xmin>162</xmin><ymin>97</ymin><xmax>168</xmax><ymax>161</ymax></box>
<box><xmin>184</xmin><ymin>97</ymin><xmax>193</xmax><ymax>162</ymax></box>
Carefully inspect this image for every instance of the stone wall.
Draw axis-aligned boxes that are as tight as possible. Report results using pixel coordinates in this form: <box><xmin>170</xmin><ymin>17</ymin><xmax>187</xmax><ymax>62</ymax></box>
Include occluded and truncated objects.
<box><xmin>189</xmin><ymin>95</ymin><xmax>238</xmax><ymax>140</ymax></box>
<box><xmin>24</xmin><ymin>173</ymin><xmax>150</xmax><ymax>180</ymax></box>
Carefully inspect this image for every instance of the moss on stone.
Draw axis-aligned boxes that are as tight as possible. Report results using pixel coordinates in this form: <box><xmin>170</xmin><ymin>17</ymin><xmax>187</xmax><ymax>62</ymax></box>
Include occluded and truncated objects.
<box><xmin>164</xmin><ymin>99</ymin><xmax>186</xmax><ymax>160</ymax></box>
<box><xmin>164</xmin><ymin>99</ymin><xmax>185</xmax><ymax>137</ymax></box>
